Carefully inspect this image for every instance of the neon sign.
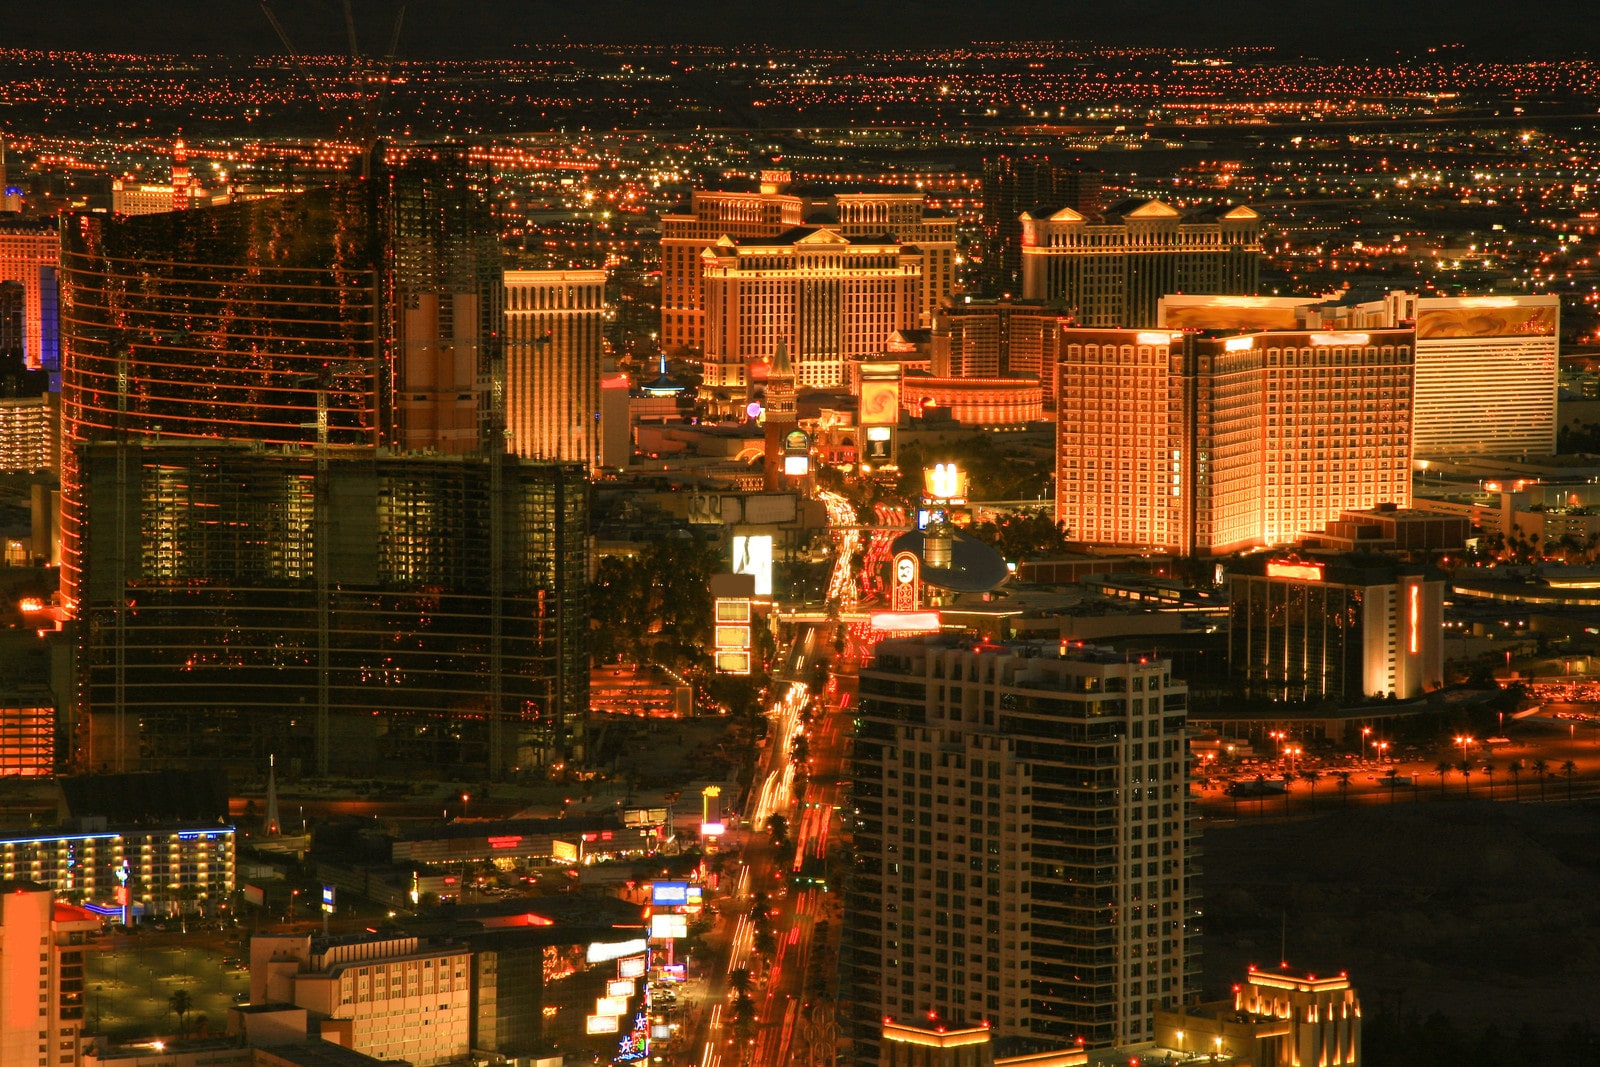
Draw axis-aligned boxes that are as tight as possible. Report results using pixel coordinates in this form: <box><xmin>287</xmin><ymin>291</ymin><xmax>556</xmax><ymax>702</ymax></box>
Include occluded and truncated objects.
<box><xmin>1265</xmin><ymin>561</ymin><xmax>1325</xmax><ymax>582</ymax></box>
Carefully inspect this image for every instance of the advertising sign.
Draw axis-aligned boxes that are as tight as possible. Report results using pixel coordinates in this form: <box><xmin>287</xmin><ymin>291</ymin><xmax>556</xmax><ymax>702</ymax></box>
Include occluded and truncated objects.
<box><xmin>651</xmin><ymin>882</ymin><xmax>691</xmax><ymax>906</ymax></box>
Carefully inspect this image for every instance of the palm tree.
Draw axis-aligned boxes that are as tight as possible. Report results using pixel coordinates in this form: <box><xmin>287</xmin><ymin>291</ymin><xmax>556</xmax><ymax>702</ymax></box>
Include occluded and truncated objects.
<box><xmin>1383</xmin><ymin>768</ymin><xmax>1400</xmax><ymax>803</ymax></box>
<box><xmin>168</xmin><ymin>989</ymin><xmax>192</xmax><ymax>1037</ymax></box>
<box><xmin>1334</xmin><ymin>771</ymin><xmax>1352</xmax><ymax>807</ymax></box>
<box><xmin>729</xmin><ymin>967</ymin><xmax>753</xmax><ymax>999</ymax></box>
<box><xmin>1482</xmin><ymin>761</ymin><xmax>1496</xmax><ymax>801</ymax></box>
<box><xmin>1561</xmin><ymin>759</ymin><xmax>1578</xmax><ymax>802</ymax></box>
<box><xmin>1533</xmin><ymin>758</ymin><xmax>1549</xmax><ymax>802</ymax></box>
<box><xmin>1508</xmin><ymin>763</ymin><xmax>1522</xmax><ymax>801</ymax></box>
<box><xmin>1434</xmin><ymin>759</ymin><xmax>1453</xmax><ymax>796</ymax></box>
<box><xmin>1458</xmin><ymin>759</ymin><xmax>1473</xmax><ymax>796</ymax></box>
<box><xmin>1300</xmin><ymin>769</ymin><xmax>1322</xmax><ymax>811</ymax></box>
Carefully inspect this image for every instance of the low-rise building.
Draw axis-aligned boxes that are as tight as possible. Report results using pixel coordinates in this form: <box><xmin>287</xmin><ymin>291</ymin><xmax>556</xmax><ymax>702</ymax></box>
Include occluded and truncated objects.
<box><xmin>250</xmin><ymin>934</ymin><xmax>471</xmax><ymax>1067</ymax></box>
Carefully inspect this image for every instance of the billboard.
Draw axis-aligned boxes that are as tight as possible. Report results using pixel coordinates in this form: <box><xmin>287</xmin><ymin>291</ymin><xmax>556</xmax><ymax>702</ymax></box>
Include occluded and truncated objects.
<box><xmin>650</xmin><ymin>913</ymin><xmax>689</xmax><ymax>939</ymax></box>
<box><xmin>860</xmin><ymin>378</ymin><xmax>901</xmax><ymax>426</ymax></box>
<box><xmin>651</xmin><ymin>882</ymin><xmax>691</xmax><ymax>906</ymax></box>
<box><xmin>732</xmin><ymin>535</ymin><xmax>774</xmax><ymax>596</ymax></box>
<box><xmin>1161</xmin><ymin>298</ymin><xmax>1303</xmax><ymax>331</ymax></box>
<box><xmin>1416</xmin><ymin>303</ymin><xmax>1557</xmax><ymax>339</ymax></box>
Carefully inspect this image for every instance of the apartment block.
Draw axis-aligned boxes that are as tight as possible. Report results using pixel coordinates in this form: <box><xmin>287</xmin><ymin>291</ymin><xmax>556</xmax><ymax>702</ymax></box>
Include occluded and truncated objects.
<box><xmin>845</xmin><ymin>637</ymin><xmax>1197</xmax><ymax>1062</ymax></box>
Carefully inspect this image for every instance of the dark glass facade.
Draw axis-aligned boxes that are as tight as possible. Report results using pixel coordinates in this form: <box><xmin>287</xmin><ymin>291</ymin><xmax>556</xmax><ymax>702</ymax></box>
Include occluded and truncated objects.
<box><xmin>78</xmin><ymin>442</ymin><xmax>586</xmax><ymax>777</ymax></box>
<box><xmin>60</xmin><ymin>170</ymin><xmax>589</xmax><ymax>778</ymax></box>
<box><xmin>1228</xmin><ymin>576</ymin><xmax>1365</xmax><ymax>703</ymax></box>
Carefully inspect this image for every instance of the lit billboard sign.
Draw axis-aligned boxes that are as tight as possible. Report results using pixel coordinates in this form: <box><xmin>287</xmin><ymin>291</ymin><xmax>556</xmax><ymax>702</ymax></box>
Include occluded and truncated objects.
<box><xmin>1265</xmin><ymin>560</ymin><xmax>1325</xmax><ymax>582</ymax></box>
<box><xmin>608</xmin><ymin>979</ymin><xmax>637</xmax><ymax>998</ymax></box>
<box><xmin>732</xmin><ymin>535</ymin><xmax>774</xmax><ymax>597</ymax></box>
<box><xmin>587</xmin><ymin>939</ymin><xmax>650</xmax><ymax>965</ymax></box>
<box><xmin>860</xmin><ymin>379</ymin><xmax>901</xmax><ymax>426</ymax></box>
<box><xmin>650</xmin><ymin>913</ymin><xmax>689</xmax><ymax>939</ymax></box>
<box><xmin>617</xmin><ymin>955</ymin><xmax>647</xmax><ymax>979</ymax></box>
<box><xmin>924</xmin><ymin>463</ymin><xmax>966</xmax><ymax>502</ymax></box>
<box><xmin>870</xmin><ymin>611</ymin><xmax>942</xmax><ymax>633</ymax></box>
<box><xmin>651</xmin><ymin>882</ymin><xmax>692</xmax><ymax>906</ymax></box>
<box><xmin>587</xmin><ymin>1015</ymin><xmax>621</xmax><ymax>1035</ymax></box>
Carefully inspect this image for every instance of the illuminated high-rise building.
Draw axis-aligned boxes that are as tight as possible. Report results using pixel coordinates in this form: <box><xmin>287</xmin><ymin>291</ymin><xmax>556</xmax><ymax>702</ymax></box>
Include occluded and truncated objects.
<box><xmin>660</xmin><ymin>175</ymin><xmax>956</xmax><ymax>354</ymax></box>
<box><xmin>930</xmin><ymin>297</ymin><xmax>1065</xmax><ymax>409</ymax></box>
<box><xmin>845</xmin><ymin>637</ymin><xmax>1197</xmax><ymax>1062</ymax></box>
<box><xmin>1161</xmin><ymin>291</ymin><xmax>1559</xmax><ymax>458</ymax></box>
<box><xmin>504</xmin><ymin>269</ymin><xmax>607</xmax><ymax>471</ymax></box>
<box><xmin>980</xmin><ymin>155</ymin><xmax>1100</xmax><ymax>296</ymax></box>
<box><xmin>0</xmin><ymin>885</ymin><xmax>99</xmax><ymax>1067</ymax></box>
<box><xmin>0</xmin><ymin>216</ymin><xmax>61</xmax><ymax>377</ymax></box>
<box><xmin>1020</xmin><ymin>201</ymin><xmax>1260</xmax><ymax>328</ymax></box>
<box><xmin>699</xmin><ymin>227</ymin><xmax>923</xmax><ymax>405</ymax></box>
<box><xmin>1055</xmin><ymin>327</ymin><xmax>1413</xmax><ymax>554</ymax></box>
<box><xmin>59</xmin><ymin>169</ymin><xmax>589</xmax><ymax>778</ymax></box>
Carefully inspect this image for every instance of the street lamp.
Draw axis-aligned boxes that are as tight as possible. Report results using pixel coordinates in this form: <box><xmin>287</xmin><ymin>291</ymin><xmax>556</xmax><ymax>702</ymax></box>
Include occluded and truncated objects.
<box><xmin>1454</xmin><ymin>735</ymin><xmax>1474</xmax><ymax>763</ymax></box>
<box><xmin>1375</xmin><ymin>740</ymin><xmax>1390</xmax><ymax>763</ymax></box>
<box><xmin>1361</xmin><ymin>726</ymin><xmax>1372</xmax><ymax>762</ymax></box>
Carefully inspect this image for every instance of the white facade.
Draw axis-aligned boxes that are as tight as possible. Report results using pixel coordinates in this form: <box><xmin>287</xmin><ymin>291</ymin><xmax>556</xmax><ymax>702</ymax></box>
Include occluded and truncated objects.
<box><xmin>251</xmin><ymin>933</ymin><xmax>472</xmax><ymax>1067</ymax></box>
<box><xmin>503</xmin><ymin>269</ymin><xmax>607</xmax><ymax>472</ymax></box>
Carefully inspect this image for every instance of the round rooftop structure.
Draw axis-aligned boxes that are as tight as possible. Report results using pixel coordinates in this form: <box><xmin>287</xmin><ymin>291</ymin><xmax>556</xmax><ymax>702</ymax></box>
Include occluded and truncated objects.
<box><xmin>890</xmin><ymin>526</ymin><xmax>1009</xmax><ymax>593</ymax></box>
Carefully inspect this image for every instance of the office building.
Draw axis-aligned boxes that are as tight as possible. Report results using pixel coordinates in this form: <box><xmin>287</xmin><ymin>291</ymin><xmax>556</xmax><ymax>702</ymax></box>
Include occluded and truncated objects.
<box><xmin>846</xmin><ymin>637</ymin><xmax>1197</xmax><ymax>1062</ymax></box>
<box><xmin>660</xmin><ymin>175</ymin><xmax>956</xmax><ymax>353</ymax></box>
<box><xmin>1160</xmin><ymin>291</ymin><xmax>1559</xmax><ymax>458</ymax></box>
<box><xmin>0</xmin><ymin>884</ymin><xmax>99</xmax><ymax>1067</ymax></box>
<box><xmin>980</xmin><ymin>156</ymin><xmax>1100</xmax><ymax>296</ymax></box>
<box><xmin>1228</xmin><ymin>555</ymin><xmax>1444</xmax><ymax>703</ymax></box>
<box><xmin>1056</xmin><ymin>327</ymin><xmax>1414</xmax><ymax>555</ymax></box>
<box><xmin>59</xmin><ymin>169</ymin><xmax>587</xmax><ymax>778</ymax></box>
<box><xmin>1020</xmin><ymin>201</ymin><xmax>1260</xmax><ymax>328</ymax></box>
<box><xmin>700</xmin><ymin>226</ymin><xmax>923</xmax><ymax>400</ymax></box>
<box><xmin>0</xmin><ymin>216</ymin><xmax>60</xmax><ymax>375</ymax></box>
<box><xmin>76</xmin><ymin>442</ymin><xmax>587</xmax><ymax>778</ymax></box>
<box><xmin>1156</xmin><ymin>965</ymin><xmax>1362</xmax><ymax>1067</ymax></box>
<box><xmin>251</xmin><ymin>933</ymin><xmax>472</xmax><ymax>1067</ymax></box>
<box><xmin>504</xmin><ymin>269</ymin><xmax>607</xmax><ymax>471</ymax></box>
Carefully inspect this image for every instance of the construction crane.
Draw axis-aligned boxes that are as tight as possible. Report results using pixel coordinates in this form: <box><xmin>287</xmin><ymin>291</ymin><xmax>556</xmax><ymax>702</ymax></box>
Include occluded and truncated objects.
<box><xmin>259</xmin><ymin>1</ymin><xmax>407</xmax><ymax>177</ymax></box>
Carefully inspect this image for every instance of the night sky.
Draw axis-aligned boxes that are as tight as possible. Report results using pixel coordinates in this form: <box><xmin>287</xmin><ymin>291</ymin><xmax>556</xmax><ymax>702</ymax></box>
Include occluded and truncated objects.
<box><xmin>7</xmin><ymin>0</ymin><xmax>1600</xmax><ymax>56</ymax></box>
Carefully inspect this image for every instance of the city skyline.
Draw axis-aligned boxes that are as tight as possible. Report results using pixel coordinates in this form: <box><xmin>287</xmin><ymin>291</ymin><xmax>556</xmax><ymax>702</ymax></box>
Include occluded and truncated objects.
<box><xmin>0</xmin><ymin>16</ymin><xmax>1597</xmax><ymax>1067</ymax></box>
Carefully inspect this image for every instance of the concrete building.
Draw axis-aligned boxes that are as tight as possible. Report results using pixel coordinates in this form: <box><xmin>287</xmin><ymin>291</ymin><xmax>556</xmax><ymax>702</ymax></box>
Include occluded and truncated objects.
<box><xmin>1056</xmin><ymin>327</ymin><xmax>1413</xmax><ymax>555</ymax></box>
<box><xmin>504</xmin><ymin>269</ymin><xmax>608</xmax><ymax>472</ymax></box>
<box><xmin>1020</xmin><ymin>201</ymin><xmax>1260</xmax><ymax>328</ymax></box>
<box><xmin>0</xmin><ymin>884</ymin><xmax>98</xmax><ymax>1067</ymax></box>
<box><xmin>1155</xmin><ymin>965</ymin><xmax>1361</xmax><ymax>1067</ymax></box>
<box><xmin>251</xmin><ymin>933</ymin><xmax>471</xmax><ymax>1067</ymax></box>
<box><xmin>845</xmin><ymin>637</ymin><xmax>1197</xmax><ymax>1061</ymax></box>
<box><xmin>1160</xmin><ymin>291</ymin><xmax>1559</xmax><ymax>459</ymax></box>
<box><xmin>1228</xmin><ymin>555</ymin><xmax>1445</xmax><ymax>702</ymax></box>
<box><xmin>699</xmin><ymin>227</ymin><xmax>923</xmax><ymax>399</ymax></box>
<box><xmin>881</xmin><ymin>1020</ymin><xmax>1088</xmax><ymax>1067</ymax></box>
<box><xmin>660</xmin><ymin>176</ymin><xmax>956</xmax><ymax>354</ymax></box>
<box><xmin>930</xmin><ymin>298</ymin><xmax>1065</xmax><ymax>408</ymax></box>
<box><xmin>0</xmin><ymin>216</ymin><xmax>60</xmax><ymax>375</ymax></box>
<box><xmin>0</xmin><ymin>824</ymin><xmax>235</xmax><ymax>917</ymax></box>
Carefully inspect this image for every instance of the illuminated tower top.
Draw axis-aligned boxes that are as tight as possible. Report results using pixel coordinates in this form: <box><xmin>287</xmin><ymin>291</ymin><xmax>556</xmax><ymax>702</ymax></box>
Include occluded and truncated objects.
<box><xmin>171</xmin><ymin>137</ymin><xmax>191</xmax><ymax>212</ymax></box>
